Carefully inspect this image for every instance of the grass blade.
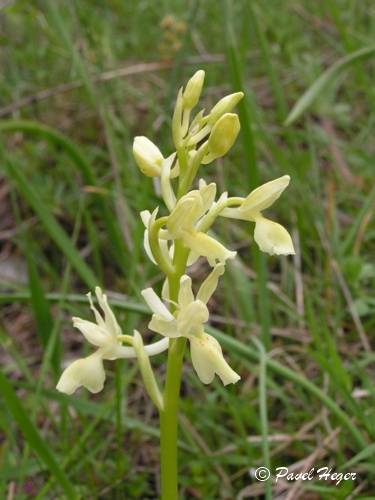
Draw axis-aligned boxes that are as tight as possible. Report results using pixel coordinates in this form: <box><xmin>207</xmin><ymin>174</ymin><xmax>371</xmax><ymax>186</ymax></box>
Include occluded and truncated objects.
<box><xmin>285</xmin><ymin>45</ymin><xmax>375</xmax><ymax>126</ymax></box>
<box><xmin>1</xmin><ymin>152</ymin><xmax>97</xmax><ymax>288</ymax></box>
<box><xmin>0</xmin><ymin>119</ymin><xmax>128</xmax><ymax>274</ymax></box>
<box><xmin>0</xmin><ymin>368</ymin><xmax>76</xmax><ymax>498</ymax></box>
<box><xmin>209</xmin><ymin>326</ymin><xmax>367</xmax><ymax>450</ymax></box>
<box><xmin>252</xmin><ymin>338</ymin><xmax>272</xmax><ymax>499</ymax></box>
<box><xmin>26</xmin><ymin>247</ymin><xmax>59</xmax><ymax>373</ymax></box>
<box><xmin>0</xmin><ymin>290</ymin><xmax>366</xmax><ymax>450</ymax></box>
<box><xmin>223</xmin><ymin>0</ymin><xmax>258</xmax><ymax>188</ymax></box>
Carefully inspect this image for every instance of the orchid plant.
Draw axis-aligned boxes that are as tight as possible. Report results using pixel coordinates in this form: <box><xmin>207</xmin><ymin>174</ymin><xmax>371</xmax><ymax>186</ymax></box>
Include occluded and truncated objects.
<box><xmin>57</xmin><ymin>70</ymin><xmax>294</xmax><ymax>499</ymax></box>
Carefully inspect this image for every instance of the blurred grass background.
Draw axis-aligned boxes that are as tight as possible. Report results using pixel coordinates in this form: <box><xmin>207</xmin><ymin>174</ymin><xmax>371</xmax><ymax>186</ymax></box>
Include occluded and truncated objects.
<box><xmin>0</xmin><ymin>0</ymin><xmax>374</xmax><ymax>498</ymax></box>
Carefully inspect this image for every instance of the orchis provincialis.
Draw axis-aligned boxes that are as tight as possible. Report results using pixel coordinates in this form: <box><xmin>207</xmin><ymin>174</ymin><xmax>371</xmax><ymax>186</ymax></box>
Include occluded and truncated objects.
<box><xmin>57</xmin><ymin>69</ymin><xmax>294</xmax><ymax>500</ymax></box>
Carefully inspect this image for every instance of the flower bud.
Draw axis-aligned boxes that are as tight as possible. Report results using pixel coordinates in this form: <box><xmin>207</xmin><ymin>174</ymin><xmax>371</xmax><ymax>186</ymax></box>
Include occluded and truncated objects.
<box><xmin>133</xmin><ymin>136</ymin><xmax>164</xmax><ymax>177</ymax></box>
<box><xmin>183</xmin><ymin>70</ymin><xmax>205</xmax><ymax>109</ymax></box>
<box><xmin>204</xmin><ymin>113</ymin><xmax>240</xmax><ymax>163</ymax></box>
<box><xmin>208</xmin><ymin>92</ymin><xmax>244</xmax><ymax>124</ymax></box>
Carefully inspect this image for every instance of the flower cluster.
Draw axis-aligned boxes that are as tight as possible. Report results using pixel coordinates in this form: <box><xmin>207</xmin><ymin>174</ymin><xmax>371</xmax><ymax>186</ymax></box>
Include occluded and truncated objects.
<box><xmin>57</xmin><ymin>70</ymin><xmax>294</xmax><ymax>400</ymax></box>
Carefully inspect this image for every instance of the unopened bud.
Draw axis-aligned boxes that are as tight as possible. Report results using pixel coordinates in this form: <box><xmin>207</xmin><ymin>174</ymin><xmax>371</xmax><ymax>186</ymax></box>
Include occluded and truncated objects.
<box><xmin>133</xmin><ymin>136</ymin><xmax>164</xmax><ymax>177</ymax></box>
<box><xmin>183</xmin><ymin>70</ymin><xmax>205</xmax><ymax>109</ymax></box>
<box><xmin>204</xmin><ymin>113</ymin><xmax>240</xmax><ymax>163</ymax></box>
<box><xmin>208</xmin><ymin>92</ymin><xmax>244</xmax><ymax>124</ymax></box>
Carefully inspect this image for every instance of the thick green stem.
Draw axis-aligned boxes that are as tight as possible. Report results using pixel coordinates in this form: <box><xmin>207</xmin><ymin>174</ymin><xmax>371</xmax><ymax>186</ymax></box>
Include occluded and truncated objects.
<box><xmin>159</xmin><ymin>240</ymin><xmax>189</xmax><ymax>499</ymax></box>
<box><xmin>160</xmin><ymin>337</ymin><xmax>186</xmax><ymax>500</ymax></box>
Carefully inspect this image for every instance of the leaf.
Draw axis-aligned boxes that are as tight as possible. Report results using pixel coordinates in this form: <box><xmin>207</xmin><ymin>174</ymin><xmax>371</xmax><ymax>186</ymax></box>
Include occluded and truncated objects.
<box><xmin>285</xmin><ymin>45</ymin><xmax>375</xmax><ymax>126</ymax></box>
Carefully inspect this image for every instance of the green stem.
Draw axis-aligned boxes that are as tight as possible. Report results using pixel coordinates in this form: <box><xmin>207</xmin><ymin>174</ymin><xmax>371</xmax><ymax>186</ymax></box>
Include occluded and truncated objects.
<box><xmin>160</xmin><ymin>337</ymin><xmax>187</xmax><ymax>500</ymax></box>
<box><xmin>159</xmin><ymin>240</ymin><xmax>189</xmax><ymax>499</ymax></box>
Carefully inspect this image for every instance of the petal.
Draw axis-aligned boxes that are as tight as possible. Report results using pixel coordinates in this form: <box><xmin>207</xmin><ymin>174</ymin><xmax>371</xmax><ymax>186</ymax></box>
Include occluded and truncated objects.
<box><xmin>148</xmin><ymin>207</ymin><xmax>159</xmax><ymax>230</ymax></box>
<box><xmin>87</xmin><ymin>291</ymin><xmax>106</xmax><ymax>330</ymax></box>
<box><xmin>95</xmin><ymin>287</ymin><xmax>121</xmax><ymax>339</ymax></box>
<box><xmin>196</xmin><ymin>191</ymin><xmax>229</xmax><ymax>232</ymax></box>
<box><xmin>143</xmin><ymin>229</ymin><xmax>157</xmax><ymax>264</ymax></box>
<box><xmin>240</xmin><ymin>176</ymin><xmax>290</xmax><ymax>216</ymax></box>
<box><xmin>177</xmin><ymin>301</ymin><xmax>209</xmax><ymax>337</ymax></box>
<box><xmin>161</xmin><ymin>278</ymin><xmax>169</xmax><ymax>301</ymax></box>
<box><xmin>72</xmin><ymin>317</ymin><xmax>108</xmax><ymax>347</ymax></box>
<box><xmin>140</xmin><ymin>210</ymin><xmax>152</xmax><ymax>228</ymax></box>
<box><xmin>199</xmin><ymin>182</ymin><xmax>217</xmax><ymax>214</ymax></box>
<box><xmin>56</xmin><ymin>352</ymin><xmax>105</xmax><ymax>395</ymax></box>
<box><xmin>190</xmin><ymin>336</ymin><xmax>215</xmax><ymax>384</ymax></box>
<box><xmin>149</xmin><ymin>315</ymin><xmax>180</xmax><ymax>338</ymax></box>
<box><xmin>167</xmin><ymin>192</ymin><xmax>203</xmax><ymax>237</ymax></box>
<box><xmin>178</xmin><ymin>275</ymin><xmax>194</xmax><ymax>309</ymax></box>
<box><xmin>254</xmin><ymin>217</ymin><xmax>295</xmax><ymax>255</ymax></box>
<box><xmin>141</xmin><ymin>288</ymin><xmax>174</xmax><ymax>320</ymax></box>
<box><xmin>197</xmin><ymin>264</ymin><xmax>225</xmax><ymax>304</ymax></box>
<box><xmin>181</xmin><ymin>230</ymin><xmax>236</xmax><ymax>265</ymax></box>
<box><xmin>190</xmin><ymin>334</ymin><xmax>240</xmax><ymax>386</ymax></box>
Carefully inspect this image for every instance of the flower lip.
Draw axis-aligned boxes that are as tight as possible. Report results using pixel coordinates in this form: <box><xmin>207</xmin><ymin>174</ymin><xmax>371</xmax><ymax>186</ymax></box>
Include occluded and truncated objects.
<box><xmin>56</xmin><ymin>351</ymin><xmax>105</xmax><ymax>395</ymax></box>
<box><xmin>190</xmin><ymin>333</ymin><xmax>241</xmax><ymax>386</ymax></box>
<box><xmin>254</xmin><ymin>216</ymin><xmax>295</xmax><ymax>256</ymax></box>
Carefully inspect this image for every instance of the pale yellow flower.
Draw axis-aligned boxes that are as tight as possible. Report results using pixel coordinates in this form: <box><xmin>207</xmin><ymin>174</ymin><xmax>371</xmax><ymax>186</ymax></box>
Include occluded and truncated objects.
<box><xmin>57</xmin><ymin>287</ymin><xmax>168</xmax><ymax>394</ymax></box>
<box><xmin>221</xmin><ymin>175</ymin><xmax>295</xmax><ymax>256</ymax></box>
<box><xmin>141</xmin><ymin>266</ymin><xmax>240</xmax><ymax>386</ymax></box>
<box><xmin>166</xmin><ymin>181</ymin><xmax>236</xmax><ymax>266</ymax></box>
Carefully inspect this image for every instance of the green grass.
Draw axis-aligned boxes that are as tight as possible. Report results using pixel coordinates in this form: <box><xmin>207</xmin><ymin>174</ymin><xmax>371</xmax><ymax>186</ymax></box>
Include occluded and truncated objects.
<box><xmin>1</xmin><ymin>0</ymin><xmax>374</xmax><ymax>498</ymax></box>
